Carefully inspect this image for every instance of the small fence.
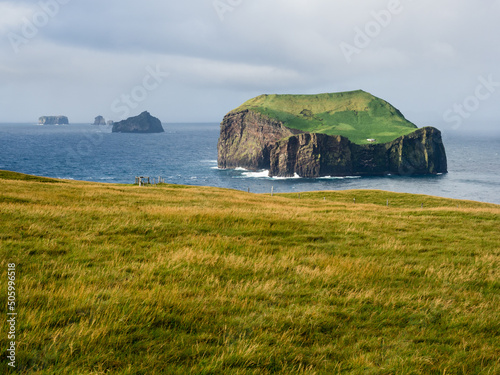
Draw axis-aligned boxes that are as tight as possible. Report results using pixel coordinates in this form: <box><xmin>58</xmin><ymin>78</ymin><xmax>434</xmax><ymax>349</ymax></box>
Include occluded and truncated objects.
<box><xmin>135</xmin><ymin>176</ymin><xmax>166</xmax><ymax>186</ymax></box>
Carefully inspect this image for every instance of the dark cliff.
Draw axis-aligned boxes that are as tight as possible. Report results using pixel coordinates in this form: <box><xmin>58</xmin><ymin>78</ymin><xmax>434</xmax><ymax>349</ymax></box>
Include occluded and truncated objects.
<box><xmin>269</xmin><ymin>127</ymin><xmax>447</xmax><ymax>177</ymax></box>
<box><xmin>218</xmin><ymin>109</ymin><xmax>447</xmax><ymax>177</ymax></box>
<box><xmin>217</xmin><ymin>110</ymin><xmax>300</xmax><ymax>170</ymax></box>
<box><xmin>112</xmin><ymin>111</ymin><xmax>164</xmax><ymax>133</ymax></box>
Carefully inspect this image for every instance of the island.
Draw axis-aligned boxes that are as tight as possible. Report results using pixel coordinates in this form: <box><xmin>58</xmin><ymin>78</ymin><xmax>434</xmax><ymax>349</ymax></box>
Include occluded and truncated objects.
<box><xmin>93</xmin><ymin>116</ymin><xmax>106</xmax><ymax>125</ymax></box>
<box><xmin>111</xmin><ymin>111</ymin><xmax>164</xmax><ymax>133</ymax></box>
<box><xmin>217</xmin><ymin>90</ymin><xmax>447</xmax><ymax>177</ymax></box>
<box><xmin>38</xmin><ymin>116</ymin><xmax>69</xmax><ymax>125</ymax></box>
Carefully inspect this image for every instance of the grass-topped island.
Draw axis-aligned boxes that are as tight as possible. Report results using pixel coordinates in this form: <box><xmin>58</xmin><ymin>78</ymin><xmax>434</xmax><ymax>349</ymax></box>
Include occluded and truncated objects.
<box><xmin>218</xmin><ymin>91</ymin><xmax>447</xmax><ymax>177</ymax></box>
<box><xmin>1</xmin><ymin>170</ymin><xmax>498</xmax><ymax>374</ymax></box>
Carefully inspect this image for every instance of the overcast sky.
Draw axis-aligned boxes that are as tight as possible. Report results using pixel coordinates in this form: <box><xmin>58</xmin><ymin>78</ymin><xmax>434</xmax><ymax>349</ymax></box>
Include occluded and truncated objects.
<box><xmin>1</xmin><ymin>0</ymin><xmax>499</xmax><ymax>134</ymax></box>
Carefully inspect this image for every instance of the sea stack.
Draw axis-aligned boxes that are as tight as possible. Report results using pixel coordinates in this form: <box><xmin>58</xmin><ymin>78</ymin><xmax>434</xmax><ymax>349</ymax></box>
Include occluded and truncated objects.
<box><xmin>217</xmin><ymin>91</ymin><xmax>447</xmax><ymax>177</ymax></box>
<box><xmin>38</xmin><ymin>116</ymin><xmax>69</xmax><ymax>125</ymax></box>
<box><xmin>111</xmin><ymin>111</ymin><xmax>164</xmax><ymax>133</ymax></box>
<box><xmin>93</xmin><ymin>116</ymin><xmax>106</xmax><ymax>125</ymax></box>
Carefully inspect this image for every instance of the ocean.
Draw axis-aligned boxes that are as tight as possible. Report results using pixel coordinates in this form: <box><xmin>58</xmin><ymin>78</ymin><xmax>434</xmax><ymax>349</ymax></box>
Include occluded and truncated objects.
<box><xmin>0</xmin><ymin>123</ymin><xmax>498</xmax><ymax>204</ymax></box>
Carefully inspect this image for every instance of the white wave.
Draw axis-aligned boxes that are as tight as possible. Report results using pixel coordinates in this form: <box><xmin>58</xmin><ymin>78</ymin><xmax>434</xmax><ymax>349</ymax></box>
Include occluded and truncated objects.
<box><xmin>241</xmin><ymin>170</ymin><xmax>270</xmax><ymax>178</ymax></box>
<box><xmin>271</xmin><ymin>173</ymin><xmax>301</xmax><ymax>180</ymax></box>
<box><xmin>317</xmin><ymin>175</ymin><xmax>362</xmax><ymax>180</ymax></box>
<box><xmin>201</xmin><ymin>160</ymin><xmax>218</xmax><ymax>163</ymax></box>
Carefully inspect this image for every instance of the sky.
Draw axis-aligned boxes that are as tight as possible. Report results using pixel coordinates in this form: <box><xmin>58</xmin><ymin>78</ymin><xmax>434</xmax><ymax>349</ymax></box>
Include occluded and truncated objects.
<box><xmin>1</xmin><ymin>0</ymin><xmax>499</xmax><ymax>135</ymax></box>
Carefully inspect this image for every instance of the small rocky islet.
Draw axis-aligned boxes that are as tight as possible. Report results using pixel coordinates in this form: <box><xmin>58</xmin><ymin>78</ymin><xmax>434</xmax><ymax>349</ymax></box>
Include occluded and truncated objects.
<box><xmin>111</xmin><ymin>111</ymin><xmax>164</xmax><ymax>133</ymax></box>
<box><xmin>38</xmin><ymin>116</ymin><xmax>69</xmax><ymax>125</ymax></box>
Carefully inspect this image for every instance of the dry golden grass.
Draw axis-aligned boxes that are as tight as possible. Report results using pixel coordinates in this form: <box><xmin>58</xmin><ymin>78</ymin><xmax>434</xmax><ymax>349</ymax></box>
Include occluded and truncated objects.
<box><xmin>0</xmin><ymin>171</ymin><xmax>499</xmax><ymax>374</ymax></box>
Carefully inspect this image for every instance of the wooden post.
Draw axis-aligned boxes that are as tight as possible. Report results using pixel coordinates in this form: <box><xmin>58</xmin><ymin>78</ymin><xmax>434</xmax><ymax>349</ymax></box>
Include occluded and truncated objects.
<box><xmin>386</xmin><ymin>199</ymin><xmax>389</xmax><ymax>207</ymax></box>
<box><xmin>271</xmin><ymin>186</ymin><xmax>274</xmax><ymax>197</ymax></box>
<box><xmin>353</xmin><ymin>198</ymin><xmax>356</xmax><ymax>204</ymax></box>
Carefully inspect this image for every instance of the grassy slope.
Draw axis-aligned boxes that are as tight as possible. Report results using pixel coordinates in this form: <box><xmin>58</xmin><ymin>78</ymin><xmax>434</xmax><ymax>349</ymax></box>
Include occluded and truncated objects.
<box><xmin>1</xmin><ymin>171</ymin><xmax>499</xmax><ymax>374</ymax></box>
<box><xmin>232</xmin><ymin>90</ymin><xmax>418</xmax><ymax>144</ymax></box>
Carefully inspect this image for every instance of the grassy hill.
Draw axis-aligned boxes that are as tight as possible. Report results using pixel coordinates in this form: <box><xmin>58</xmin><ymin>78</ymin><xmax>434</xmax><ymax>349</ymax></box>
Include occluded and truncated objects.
<box><xmin>1</xmin><ymin>171</ymin><xmax>499</xmax><ymax>374</ymax></box>
<box><xmin>232</xmin><ymin>90</ymin><xmax>418</xmax><ymax>144</ymax></box>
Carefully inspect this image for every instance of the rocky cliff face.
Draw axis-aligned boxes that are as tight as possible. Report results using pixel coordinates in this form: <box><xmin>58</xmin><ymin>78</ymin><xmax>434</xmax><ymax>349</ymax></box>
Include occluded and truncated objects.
<box><xmin>218</xmin><ymin>110</ymin><xmax>447</xmax><ymax>177</ymax></box>
<box><xmin>112</xmin><ymin>111</ymin><xmax>164</xmax><ymax>133</ymax></box>
<box><xmin>38</xmin><ymin>116</ymin><xmax>69</xmax><ymax>125</ymax></box>
<box><xmin>269</xmin><ymin>133</ymin><xmax>353</xmax><ymax>177</ymax></box>
<box><xmin>217</xmin><ymin>110</ymin><xmax>300</xmax><ymax>170</ymax></box>
<box><xmin>386</xmin><ymin>127</ymin><xmax>448</xmax><ymax>176</ymax></box>
<box><xmin>270</xmin><ymin>127</ymin><xmax>447</xmax><ymax>177</ymax></box>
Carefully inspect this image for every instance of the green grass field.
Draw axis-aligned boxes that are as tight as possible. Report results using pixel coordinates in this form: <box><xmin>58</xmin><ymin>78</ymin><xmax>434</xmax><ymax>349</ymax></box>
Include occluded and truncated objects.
<box><xmin>232</xmin><ymin>91</ymin><xmax>418</xmax><ymax>144</ymax></box>
<box><xmin>1</xmin><ymin>170</ymin><xmax>499</xmax><ymax>374</ymax></box>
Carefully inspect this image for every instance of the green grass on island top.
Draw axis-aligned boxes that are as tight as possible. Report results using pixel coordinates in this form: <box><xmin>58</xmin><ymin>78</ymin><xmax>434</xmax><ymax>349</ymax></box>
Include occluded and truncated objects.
<box><xmin>232</xmin><ymin>90</ymin><xmax>419</xmax><ymax>144</ymax></box>
<box><xmin>1</xmin><ymin>171</ymin><xmax>499</xmax><ymax>374</ymax></box>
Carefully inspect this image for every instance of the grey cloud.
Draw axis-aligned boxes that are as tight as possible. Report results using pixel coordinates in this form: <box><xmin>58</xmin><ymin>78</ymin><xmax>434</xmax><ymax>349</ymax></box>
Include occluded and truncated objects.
<box><xmin>0</xmin><ymin>0</ymin><xmax>498</xmax><ymax>134</ymax></box>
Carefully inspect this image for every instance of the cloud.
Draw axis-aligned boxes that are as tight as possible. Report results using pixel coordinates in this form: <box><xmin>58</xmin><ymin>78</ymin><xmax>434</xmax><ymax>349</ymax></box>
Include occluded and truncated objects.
<box><xmin>0</xmin><ymin>0</ymin><xmax>498</xmax><ymax>132</ymax></box>
<box><xmin>0</xmin><ymin>2</ymin><xmax>34</xmax><ymax>32</ymax></box>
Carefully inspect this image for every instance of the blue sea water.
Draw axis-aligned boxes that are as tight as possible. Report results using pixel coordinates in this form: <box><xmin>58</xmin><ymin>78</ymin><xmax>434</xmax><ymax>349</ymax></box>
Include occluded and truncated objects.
<box><xmin>0</xmin><ymin>123</ymin><xmax>498</xmax><ymax>204</ymax></box>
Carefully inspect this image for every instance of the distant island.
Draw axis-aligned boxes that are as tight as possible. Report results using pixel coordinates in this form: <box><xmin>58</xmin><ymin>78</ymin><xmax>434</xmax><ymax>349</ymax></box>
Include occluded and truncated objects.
<box><xmin>112</xmin><ymin>111</ymin><xmax>164</xmax><ymax>133</ymax></box>
<box><xmin>93</xmin><ymin>116</ymin><xmax>114</xmax><ymax>126</ymax></box>
<box><xmin>38</xmin><ymin>116</ymin><xmax>69</xmax><ymax>125</ymax></box>
<box><xmin>93</xmin><ymin>116</ymin><xmax>106</xmax><ymax>125</ymax></box>
<box><xmin>218</xmin><ymin>90</ymin><xmax>447</xmax><ymax>177</ymax></box>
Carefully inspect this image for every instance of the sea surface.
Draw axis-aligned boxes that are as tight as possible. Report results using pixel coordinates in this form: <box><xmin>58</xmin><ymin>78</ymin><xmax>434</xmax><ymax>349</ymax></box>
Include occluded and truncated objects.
<box><xmin>0</xmin><ymin>123</ymin><xmax>498</xmax><ymax>204</ymax></box>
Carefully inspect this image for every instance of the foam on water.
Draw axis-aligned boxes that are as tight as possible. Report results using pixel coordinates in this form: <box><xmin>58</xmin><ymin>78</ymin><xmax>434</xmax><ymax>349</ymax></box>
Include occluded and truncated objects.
<box><xmin>240</xmin><ymin>170</ymin><xmax>270</xmax><ymax>178</ymax></box>
<box><xmin>317</xmin><ymin>176</ymin><xmax>362</xmax><ymax>180</ymax></box>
